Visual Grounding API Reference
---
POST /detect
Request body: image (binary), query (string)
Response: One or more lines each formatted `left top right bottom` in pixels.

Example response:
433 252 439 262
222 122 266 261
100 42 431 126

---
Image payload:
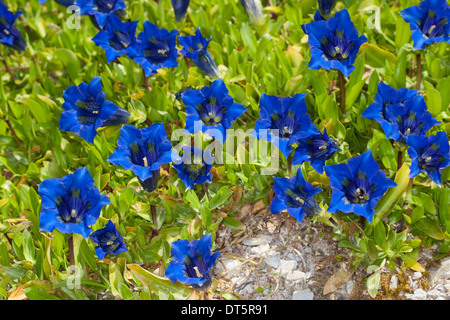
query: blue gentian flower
59 77 130 144
132 21 179 77
292 128 340 174
172 0 190 22
324 150 397 222
0 1 26 51
107 124 177 193
400 0 450 50
270 168 323 224
303 9 367 76
382 94 440 143
182 79 247 144
406 132 450 185
179 28 221 79
92 14 138 63
165 234 220 291
76 0 127 29
253 93 319 159
318 0 336 18
90 220 128 260
240 0 265 26
38 167 110 238
39 0 75 6
361 82 419 125
173 146 213 190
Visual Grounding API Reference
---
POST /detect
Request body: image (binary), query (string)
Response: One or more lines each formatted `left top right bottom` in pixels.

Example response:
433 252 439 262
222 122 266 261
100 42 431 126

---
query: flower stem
0 53 16 82
287 152 293 177
150 204 157 227
68 235 75 267
202 183 209 201
416 52 422 90
397 149 403 172
338 70 346 113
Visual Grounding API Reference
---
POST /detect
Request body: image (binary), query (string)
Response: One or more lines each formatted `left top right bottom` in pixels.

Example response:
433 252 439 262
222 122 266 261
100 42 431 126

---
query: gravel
213 208 450 300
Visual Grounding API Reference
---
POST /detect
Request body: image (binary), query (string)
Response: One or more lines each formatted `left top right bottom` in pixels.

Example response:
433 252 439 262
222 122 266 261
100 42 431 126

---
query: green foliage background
0 0 449 299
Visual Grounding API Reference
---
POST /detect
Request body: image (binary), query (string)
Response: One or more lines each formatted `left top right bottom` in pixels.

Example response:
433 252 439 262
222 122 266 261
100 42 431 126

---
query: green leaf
414 218 446 240
24 288 62 300
209 186 233 210
359 43 396 69
109 262 124 297
424 81 442 116
185 190 201 210
127 264 193 300
200 204 212 229
373 163 410 224
366 271 381 298
401 255 425 272
374 222 386 248
223 217 245 230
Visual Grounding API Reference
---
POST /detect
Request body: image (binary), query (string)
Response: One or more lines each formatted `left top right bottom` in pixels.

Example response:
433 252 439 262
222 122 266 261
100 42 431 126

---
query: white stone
413 289 428 300
413 272 422 280
427 289 442 299
251 243 271 255
390 275 398 291
280 260 298 275
264 252 281 269
215 259 241 277
292 289 314 300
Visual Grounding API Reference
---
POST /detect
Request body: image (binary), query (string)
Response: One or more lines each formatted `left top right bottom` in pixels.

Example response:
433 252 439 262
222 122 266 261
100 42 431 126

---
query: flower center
323 35 353 60
285 187 309 208
272 112 298 139
419 144 443 172
305 136 331 159
57 189 89 224
130 142 158 168
344 174 373 204
109 30 132 51
199 98 224 125
99 231 119 252
184 254 210 283
145 39 170 63
94 0 115 13
397 112 423 137
76 100 101 124
421 11 446 38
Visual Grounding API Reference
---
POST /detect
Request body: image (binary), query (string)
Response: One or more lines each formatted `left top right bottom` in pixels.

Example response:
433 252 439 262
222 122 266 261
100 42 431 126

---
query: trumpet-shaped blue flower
270 168 323 224
90 220 127 260
182 79 247 144
406 132 450 185
318 0 336 18
0 1 26 51
39 0 75 6
324 150 397 222
361 82 419 125
173 146 213 190
38 167 110 238
240 0 265 26
400 0 450 50
179 28 221 79
76 0 126 29
303 9 367 76
59 77 130 144
92 14 138 63
253 93 319 159
165 234 220 290
172 0 190 22
382 95 440 143
132 21 179 77
107 124 177 193
292 128 340 174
